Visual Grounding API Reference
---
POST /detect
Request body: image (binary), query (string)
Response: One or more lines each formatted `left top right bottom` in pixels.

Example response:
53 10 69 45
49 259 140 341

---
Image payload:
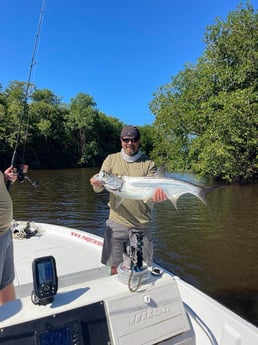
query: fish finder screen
38 321 83 345
39 326 71 345
37 261 53 284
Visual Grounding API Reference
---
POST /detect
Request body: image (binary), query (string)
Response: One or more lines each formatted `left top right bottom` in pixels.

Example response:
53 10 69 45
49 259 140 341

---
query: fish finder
31 255 58 305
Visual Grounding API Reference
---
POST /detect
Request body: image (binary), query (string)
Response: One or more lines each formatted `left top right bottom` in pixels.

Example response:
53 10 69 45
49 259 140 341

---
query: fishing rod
8 0 47 189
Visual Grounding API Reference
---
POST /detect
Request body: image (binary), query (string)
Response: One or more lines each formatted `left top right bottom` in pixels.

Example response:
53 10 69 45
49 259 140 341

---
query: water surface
10 168 258 326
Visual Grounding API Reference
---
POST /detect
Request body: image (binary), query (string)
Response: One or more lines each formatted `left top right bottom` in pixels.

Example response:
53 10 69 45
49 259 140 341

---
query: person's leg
0 282 15 305
110 266 118 275
101 219 129 274
0 230 15 305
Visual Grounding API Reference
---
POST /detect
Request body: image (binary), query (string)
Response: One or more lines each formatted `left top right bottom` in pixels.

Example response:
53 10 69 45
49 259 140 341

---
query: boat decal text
126 304 171 326
70 231 103 246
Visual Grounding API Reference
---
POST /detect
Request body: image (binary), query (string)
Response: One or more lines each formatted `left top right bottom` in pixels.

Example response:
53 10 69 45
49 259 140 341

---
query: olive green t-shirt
0 171 13 235
93 152 156 228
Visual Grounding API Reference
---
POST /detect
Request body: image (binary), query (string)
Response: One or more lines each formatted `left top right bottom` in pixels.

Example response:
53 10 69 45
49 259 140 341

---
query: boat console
1 223 257 345
0 222 196 344
0 275 195 345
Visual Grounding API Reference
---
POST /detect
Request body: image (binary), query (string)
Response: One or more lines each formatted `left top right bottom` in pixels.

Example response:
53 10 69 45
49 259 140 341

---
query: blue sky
1 0 257 126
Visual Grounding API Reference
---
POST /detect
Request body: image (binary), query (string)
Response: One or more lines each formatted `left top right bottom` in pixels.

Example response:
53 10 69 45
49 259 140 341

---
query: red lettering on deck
70 232 103 246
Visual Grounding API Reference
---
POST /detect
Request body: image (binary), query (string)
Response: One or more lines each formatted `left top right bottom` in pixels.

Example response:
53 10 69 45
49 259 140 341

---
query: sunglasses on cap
121 137 139 143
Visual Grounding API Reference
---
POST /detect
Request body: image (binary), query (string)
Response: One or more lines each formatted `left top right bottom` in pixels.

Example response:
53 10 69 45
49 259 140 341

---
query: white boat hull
0 221 257 345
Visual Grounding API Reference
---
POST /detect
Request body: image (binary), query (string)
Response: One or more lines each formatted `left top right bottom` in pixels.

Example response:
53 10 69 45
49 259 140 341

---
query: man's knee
0 283 16 305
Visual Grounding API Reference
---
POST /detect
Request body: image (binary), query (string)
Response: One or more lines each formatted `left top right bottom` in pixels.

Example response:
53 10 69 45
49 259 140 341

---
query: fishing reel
14 164 39 188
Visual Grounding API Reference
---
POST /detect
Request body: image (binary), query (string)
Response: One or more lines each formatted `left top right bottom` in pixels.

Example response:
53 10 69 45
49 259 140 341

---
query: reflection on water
10 168 258 326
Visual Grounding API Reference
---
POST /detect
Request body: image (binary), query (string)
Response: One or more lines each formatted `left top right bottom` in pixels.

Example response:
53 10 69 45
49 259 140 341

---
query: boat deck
0 222 257 345
13 222 108 298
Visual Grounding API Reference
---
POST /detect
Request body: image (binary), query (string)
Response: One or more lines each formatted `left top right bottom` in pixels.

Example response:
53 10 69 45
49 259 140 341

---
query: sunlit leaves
150 2 258 182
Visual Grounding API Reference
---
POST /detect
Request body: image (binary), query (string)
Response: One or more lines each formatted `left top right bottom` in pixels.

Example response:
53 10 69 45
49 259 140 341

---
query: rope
11 220 44 239
128 270 143 292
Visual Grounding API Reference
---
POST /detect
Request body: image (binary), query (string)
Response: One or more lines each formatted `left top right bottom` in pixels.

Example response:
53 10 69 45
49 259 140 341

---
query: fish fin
169 196 179 210
170 190 207 210
155 165 166 178
170 189 210 209
114 196 124 208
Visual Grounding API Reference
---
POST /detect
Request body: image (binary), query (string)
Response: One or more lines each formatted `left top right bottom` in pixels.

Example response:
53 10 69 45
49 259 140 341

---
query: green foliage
138 125 156 156
31 89 61 105
28 97 70 168
66 93 122 166
0 85 125 169
150 2 258 182
1 81 32 155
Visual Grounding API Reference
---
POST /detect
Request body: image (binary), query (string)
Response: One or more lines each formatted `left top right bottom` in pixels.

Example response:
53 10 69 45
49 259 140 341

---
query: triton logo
126 303 172 325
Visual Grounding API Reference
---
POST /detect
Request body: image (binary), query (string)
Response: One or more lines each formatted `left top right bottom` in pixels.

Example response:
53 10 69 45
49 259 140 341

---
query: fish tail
199 184 226 208
198 188 209 207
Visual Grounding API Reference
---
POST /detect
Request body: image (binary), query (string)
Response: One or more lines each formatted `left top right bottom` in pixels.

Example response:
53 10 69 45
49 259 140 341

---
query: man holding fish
90 125 167 275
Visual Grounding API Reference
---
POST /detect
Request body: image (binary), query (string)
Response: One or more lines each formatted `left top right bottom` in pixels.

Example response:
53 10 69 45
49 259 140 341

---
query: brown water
10 168 258 326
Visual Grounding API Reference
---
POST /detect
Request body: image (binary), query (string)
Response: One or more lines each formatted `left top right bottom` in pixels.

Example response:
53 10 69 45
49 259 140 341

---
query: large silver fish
95 168 209 209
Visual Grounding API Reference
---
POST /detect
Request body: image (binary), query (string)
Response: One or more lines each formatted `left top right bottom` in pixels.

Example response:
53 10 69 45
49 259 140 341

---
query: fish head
96 170 123 190
98 170 109 181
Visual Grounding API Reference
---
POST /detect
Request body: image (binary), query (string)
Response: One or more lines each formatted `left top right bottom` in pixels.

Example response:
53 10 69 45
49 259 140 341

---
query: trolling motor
118 230 150 292
13 164 39 188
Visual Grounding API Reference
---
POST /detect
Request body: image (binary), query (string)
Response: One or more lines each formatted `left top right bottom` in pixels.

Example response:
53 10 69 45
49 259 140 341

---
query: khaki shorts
101 219 153 268
0 230 15 290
